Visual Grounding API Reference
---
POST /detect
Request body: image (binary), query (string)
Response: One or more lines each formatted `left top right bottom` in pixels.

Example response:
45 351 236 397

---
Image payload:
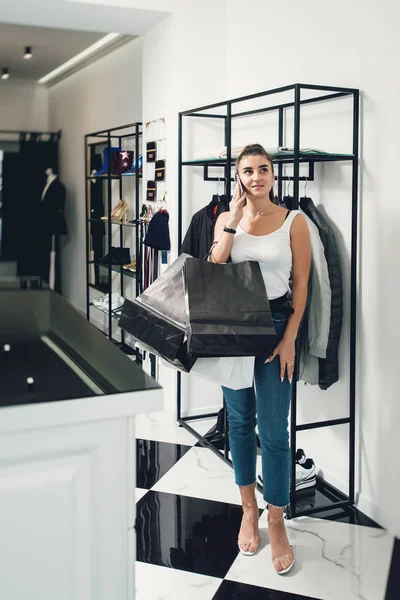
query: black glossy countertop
0 282 160 408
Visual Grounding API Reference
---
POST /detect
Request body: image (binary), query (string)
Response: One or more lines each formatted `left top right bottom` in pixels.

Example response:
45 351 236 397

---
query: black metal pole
135 123 141 299
85 134 90 321
226 104 232 197
349 90 359 505
289 84 301 518
278 107 284 201
107 132 112 339
177 113 183 420
119 137 124 335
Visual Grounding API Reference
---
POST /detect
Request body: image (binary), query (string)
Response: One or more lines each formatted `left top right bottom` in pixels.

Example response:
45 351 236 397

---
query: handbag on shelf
118 253 196 372
183 258 277 357
146 180 156 201
146 141 156 162
155 159 165 182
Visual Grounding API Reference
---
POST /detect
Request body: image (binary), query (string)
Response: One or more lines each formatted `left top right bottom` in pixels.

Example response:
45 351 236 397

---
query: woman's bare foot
267 513 294 573
238 502 260 554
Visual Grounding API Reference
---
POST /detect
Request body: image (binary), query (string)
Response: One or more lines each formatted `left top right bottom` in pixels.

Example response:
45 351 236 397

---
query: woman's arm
209 188 247 263
283 213 312 343
209 212 236 263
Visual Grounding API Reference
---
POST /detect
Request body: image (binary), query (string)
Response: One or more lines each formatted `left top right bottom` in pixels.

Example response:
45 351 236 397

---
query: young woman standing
210 143 311 574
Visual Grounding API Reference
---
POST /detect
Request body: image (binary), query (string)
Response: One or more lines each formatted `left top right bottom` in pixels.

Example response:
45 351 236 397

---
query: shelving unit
177 83 360 519
84 122 143 348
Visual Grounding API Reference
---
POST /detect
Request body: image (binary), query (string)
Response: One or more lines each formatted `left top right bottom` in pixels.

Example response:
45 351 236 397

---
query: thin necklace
246 207 271 218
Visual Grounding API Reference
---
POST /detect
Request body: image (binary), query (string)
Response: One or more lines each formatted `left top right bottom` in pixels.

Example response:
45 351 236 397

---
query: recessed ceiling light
1 68 9 80
38 33 120 84
24 46 33 60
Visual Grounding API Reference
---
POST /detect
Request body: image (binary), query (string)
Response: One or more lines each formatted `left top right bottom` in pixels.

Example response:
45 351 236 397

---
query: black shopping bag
118 254 196 372
184 258 277 357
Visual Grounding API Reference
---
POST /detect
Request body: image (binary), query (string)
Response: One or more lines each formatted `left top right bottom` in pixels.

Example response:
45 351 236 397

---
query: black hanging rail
177 83 360 519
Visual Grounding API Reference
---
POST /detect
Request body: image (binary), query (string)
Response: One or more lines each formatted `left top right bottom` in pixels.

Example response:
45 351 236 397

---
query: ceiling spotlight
1 68 9 80
24 46 32 60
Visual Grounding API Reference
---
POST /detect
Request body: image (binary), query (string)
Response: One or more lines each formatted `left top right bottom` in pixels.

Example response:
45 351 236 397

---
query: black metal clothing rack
84 122 142 349
177 83 359 519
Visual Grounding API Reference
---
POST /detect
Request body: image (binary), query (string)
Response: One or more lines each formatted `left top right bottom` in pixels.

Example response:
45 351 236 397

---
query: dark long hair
236 143 276 203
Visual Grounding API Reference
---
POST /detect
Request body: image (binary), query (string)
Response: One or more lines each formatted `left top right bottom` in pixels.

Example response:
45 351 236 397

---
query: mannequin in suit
38 168 68 293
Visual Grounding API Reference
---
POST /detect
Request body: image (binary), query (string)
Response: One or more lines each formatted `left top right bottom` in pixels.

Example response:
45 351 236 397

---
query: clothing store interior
0 1 398 599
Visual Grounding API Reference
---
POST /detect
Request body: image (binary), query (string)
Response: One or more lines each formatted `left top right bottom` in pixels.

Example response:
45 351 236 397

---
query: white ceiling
0 0 171 37
0 23 108 81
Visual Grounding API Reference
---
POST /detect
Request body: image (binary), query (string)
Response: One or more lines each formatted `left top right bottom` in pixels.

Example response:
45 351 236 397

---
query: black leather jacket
300 197 343 390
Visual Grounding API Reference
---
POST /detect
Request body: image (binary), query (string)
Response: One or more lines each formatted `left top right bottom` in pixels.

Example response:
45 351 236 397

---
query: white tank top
230 210 300 300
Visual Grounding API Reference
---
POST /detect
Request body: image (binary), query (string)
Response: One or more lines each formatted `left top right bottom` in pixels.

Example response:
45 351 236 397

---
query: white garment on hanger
300 209 331 358
41 174 57 200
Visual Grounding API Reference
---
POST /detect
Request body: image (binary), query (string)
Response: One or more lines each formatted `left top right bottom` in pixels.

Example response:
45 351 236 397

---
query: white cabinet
0 416 137 600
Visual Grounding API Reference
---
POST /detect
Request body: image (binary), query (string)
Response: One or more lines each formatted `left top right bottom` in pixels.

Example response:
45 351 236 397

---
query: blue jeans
222 310 292 507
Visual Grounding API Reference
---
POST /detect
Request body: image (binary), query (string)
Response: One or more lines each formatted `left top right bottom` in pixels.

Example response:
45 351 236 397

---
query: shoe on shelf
98 247 130 266
139 204 148 220
257 452 316 491
295 458 316 491
93 293 125 312
296 448 307 465
94 147 121 176
124 154 143 175
101 199 128 222
122 259 136 273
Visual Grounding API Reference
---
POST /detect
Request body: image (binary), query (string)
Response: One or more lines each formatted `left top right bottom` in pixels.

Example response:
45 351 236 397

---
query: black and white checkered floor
135 411 399 600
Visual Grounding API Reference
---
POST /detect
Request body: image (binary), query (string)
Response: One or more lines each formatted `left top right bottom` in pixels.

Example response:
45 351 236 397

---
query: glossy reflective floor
135 411 399 600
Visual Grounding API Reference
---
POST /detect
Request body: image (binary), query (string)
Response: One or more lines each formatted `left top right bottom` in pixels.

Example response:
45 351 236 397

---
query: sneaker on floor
296 448 307 465
295 458 316 490
257 458 316 491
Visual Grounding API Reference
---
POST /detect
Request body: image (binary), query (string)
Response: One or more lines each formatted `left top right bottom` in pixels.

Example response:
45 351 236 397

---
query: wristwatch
223 226 236 234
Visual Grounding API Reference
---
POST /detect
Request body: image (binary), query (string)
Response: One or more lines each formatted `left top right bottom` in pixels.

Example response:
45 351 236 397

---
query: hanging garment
37 177 67 293
180 195 229 259
297 209 332 385
144 210 171 251
300 197 343 390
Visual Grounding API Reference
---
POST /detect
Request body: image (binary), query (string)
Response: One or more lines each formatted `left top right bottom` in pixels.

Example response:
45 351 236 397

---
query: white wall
48 37 143 311
141 0 228 419
16 0 399 537
0 80 49 131
139 0 400 537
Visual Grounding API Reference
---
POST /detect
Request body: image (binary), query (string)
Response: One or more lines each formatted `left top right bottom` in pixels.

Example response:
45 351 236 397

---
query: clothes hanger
300 177 311 210
283 179 294 209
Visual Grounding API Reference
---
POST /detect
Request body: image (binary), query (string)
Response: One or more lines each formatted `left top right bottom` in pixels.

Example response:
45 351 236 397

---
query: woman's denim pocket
272 310 290 340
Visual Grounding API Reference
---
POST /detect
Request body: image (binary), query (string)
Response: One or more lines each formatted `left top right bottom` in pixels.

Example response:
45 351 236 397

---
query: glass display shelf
182 151 355 167
88 218 138 228
89 260 137 279
89 301 122 321
86 173 142 180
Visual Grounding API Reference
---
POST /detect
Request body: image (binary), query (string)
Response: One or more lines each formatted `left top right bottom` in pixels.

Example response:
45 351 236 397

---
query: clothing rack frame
177 83 360 519
84 122 142 351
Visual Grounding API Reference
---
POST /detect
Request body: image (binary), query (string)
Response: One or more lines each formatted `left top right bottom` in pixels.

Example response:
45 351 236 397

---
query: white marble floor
135 410 396 600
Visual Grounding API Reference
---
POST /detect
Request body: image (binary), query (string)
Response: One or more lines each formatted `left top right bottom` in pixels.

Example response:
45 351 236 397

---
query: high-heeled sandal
122 259 136 273
101 199 128 222
238 502 260 557
267 515 295 575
